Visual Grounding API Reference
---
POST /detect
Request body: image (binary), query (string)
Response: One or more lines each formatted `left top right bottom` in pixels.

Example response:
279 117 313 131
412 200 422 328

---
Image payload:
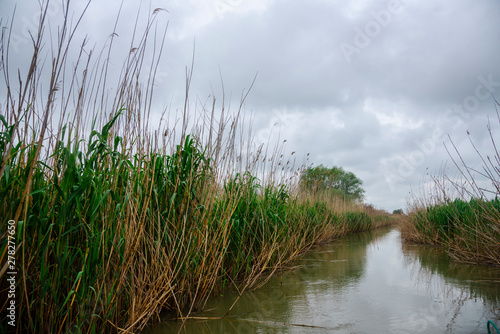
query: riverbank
143 227 500 334
400 198 500 266
0 111 394 332
400 96 500 268
0 106 395 332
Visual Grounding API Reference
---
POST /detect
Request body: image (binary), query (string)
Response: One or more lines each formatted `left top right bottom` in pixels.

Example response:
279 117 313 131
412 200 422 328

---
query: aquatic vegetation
0 3 394 333
401 101 500 267
0 109 385 332
402 197 500 265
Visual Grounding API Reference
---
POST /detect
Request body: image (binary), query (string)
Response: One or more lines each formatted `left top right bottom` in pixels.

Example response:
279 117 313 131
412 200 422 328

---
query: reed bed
401 197 500 265
401 102 500 266
0 2 390 333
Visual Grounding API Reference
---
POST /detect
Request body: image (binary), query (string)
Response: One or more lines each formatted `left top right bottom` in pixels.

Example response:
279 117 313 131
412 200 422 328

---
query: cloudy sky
2 0 500 212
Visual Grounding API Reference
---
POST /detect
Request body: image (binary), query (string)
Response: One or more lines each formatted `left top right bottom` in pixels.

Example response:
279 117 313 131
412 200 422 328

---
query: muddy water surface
145 227 500 333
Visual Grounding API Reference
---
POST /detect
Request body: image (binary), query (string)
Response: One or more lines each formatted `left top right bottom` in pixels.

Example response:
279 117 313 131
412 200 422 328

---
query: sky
1 0 500 212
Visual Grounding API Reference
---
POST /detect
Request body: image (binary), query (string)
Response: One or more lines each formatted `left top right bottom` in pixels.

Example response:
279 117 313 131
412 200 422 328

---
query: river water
145 227 500 333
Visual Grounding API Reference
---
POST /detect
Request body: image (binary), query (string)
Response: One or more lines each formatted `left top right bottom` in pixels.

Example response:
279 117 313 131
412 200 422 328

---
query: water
144 227 500 333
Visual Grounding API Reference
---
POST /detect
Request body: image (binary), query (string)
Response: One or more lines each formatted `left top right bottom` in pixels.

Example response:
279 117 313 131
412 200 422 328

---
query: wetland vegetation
0 3 394 333
400 102 500 267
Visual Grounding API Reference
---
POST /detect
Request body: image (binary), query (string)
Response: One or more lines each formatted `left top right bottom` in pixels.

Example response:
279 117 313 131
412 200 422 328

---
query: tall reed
0 2 389 333
401 102 500 266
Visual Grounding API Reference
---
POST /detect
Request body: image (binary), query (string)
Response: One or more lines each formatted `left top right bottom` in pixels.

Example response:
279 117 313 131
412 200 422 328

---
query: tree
300 165 365 202
393 209 404 215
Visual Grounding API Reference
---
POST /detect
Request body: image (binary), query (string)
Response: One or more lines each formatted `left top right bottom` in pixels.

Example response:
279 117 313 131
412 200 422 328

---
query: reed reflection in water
145 228 500 334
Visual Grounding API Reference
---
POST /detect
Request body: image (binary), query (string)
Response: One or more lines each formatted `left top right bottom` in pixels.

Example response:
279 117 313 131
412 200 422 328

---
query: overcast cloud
2 0 500 212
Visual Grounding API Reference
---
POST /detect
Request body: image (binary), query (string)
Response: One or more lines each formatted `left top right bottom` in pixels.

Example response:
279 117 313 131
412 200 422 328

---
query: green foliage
411 198 500 246
402 100 500 266
393 209 404 215
299 165 365 201
341 211 372 232
0 109 382 333
0 110 220 332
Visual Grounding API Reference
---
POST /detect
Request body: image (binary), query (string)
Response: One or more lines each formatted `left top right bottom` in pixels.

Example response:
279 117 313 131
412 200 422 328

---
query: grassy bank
400 101 500 267
0 3 393 333
400 198 500 265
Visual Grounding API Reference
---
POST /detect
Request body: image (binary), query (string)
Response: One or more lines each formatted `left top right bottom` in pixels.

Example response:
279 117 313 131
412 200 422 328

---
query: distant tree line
299 165 365 202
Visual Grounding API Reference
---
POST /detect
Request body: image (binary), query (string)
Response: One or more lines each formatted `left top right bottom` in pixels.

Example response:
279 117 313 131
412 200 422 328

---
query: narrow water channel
145 227 500 333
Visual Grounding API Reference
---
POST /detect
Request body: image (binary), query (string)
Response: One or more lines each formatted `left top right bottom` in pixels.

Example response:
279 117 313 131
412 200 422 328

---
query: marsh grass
401 197 500 265
401 102 500 266
0 2 389 333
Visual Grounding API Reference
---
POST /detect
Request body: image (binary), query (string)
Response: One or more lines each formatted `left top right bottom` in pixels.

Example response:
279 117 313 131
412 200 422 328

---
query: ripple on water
143 227 500 334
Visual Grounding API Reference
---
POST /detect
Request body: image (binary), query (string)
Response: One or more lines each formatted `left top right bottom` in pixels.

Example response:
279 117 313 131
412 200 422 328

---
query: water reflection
401 241 500 306
144 228 500 334
400 239 500 333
